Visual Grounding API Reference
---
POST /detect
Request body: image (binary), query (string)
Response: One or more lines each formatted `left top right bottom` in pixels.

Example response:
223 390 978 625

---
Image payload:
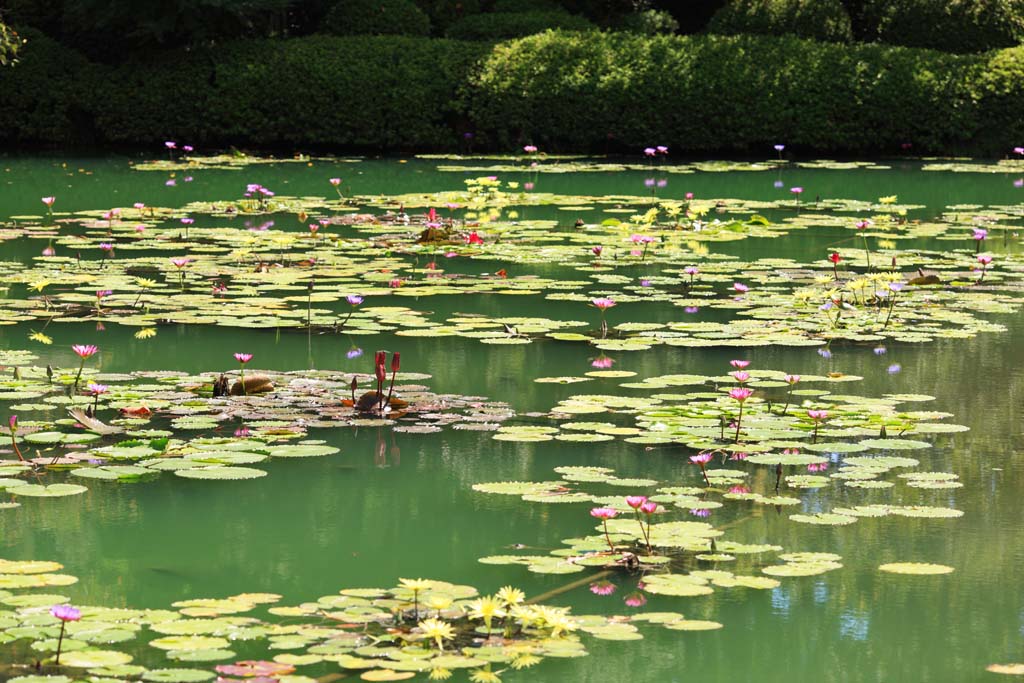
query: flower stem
602 520 614 552
54 621 66 665
734 404 744 443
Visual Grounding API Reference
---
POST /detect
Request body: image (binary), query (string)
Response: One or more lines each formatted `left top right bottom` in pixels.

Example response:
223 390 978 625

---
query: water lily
467 595 506 635
590 355 614 369
523 145 537 153
234 353 252 395
729 370 750 383
590 506 618 551
643 147 656 157
87 382 108 411
589 580 616 596
591 245 603 258
418 617 454 651
690 451 713 486
807 409 828 442
730 359 749 369
50 604 81 665
729 387 754 442
465 231 484 245
625 496 651 552
7 414 23 461
781 374 800 414
72 344 98 390
625 495 647 509
977 254 993 282
791 186 804 206
733 282 750 294
829 252 841 279
590 298 615 337
684 265 699 284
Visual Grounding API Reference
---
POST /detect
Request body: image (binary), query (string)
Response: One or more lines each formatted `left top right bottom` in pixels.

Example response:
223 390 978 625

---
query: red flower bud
391 352 401 373
375 364 386 383
374 350 386 367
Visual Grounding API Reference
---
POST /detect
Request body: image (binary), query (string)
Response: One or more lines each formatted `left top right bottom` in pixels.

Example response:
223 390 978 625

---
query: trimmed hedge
468 31 984 153
708 0 853 43
445 11 594 40
3 29 1024 154
93 36 488 148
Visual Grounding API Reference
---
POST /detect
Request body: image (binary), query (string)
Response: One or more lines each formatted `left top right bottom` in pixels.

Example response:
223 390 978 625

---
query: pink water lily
591 507 618 551
235 353 253 364
7 414 23 461
73 344 98 359
170 257 192 268
729 387 753 402
625 496 647 509
780 374 801 414
733 282 749 294
50 604 81 665
729 388 754 443
730 359 750 369
590 298 616 311
690 451 713 486
807 409 828 442
523 145 538 153
41 196 55 209
977 254 993 282
729 371 750 383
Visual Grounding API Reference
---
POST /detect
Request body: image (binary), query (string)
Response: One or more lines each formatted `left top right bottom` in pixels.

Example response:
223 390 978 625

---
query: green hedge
445 11 594 40
858 0 1024 54
708 0 852 43
93 36 487 148
3 29 1024 154
469 31 983 153
0 28 94 143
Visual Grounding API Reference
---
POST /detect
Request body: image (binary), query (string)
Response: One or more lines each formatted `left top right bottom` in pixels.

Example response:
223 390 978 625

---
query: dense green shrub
491 0 562 11
94 36 487 149
321 0 431 36
469 30 978 153
857 0 1024 53
4 29 1024 155
411 0 480 31
708 0 852 43
446 11 594 40
0 27 94 142
619 9 680 34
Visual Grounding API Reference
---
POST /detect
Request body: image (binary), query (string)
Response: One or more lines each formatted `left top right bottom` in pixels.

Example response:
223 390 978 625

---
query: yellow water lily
496 586 525 608
467 595 506 634
417 617 454 651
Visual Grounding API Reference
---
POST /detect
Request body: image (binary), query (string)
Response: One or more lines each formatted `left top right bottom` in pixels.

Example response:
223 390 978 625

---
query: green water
1 156 1023 682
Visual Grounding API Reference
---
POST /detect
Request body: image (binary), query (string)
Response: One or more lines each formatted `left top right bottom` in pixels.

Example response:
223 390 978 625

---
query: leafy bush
321 0 431 36
492 0 562 11
4 29 1024 155
708 0 852 43
619 9 680 34
446 11 594 40
0 27 94 142
94 36 487 149
469 30 978 153
858 0 1024 53
411 0 481 31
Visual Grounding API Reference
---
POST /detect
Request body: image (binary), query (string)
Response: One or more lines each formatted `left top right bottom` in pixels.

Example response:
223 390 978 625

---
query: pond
0 153 1022 682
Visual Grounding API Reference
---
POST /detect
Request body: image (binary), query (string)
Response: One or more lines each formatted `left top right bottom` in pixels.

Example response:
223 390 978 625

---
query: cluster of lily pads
0 559 727 683
0 356 514 499
2 151 1013 678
